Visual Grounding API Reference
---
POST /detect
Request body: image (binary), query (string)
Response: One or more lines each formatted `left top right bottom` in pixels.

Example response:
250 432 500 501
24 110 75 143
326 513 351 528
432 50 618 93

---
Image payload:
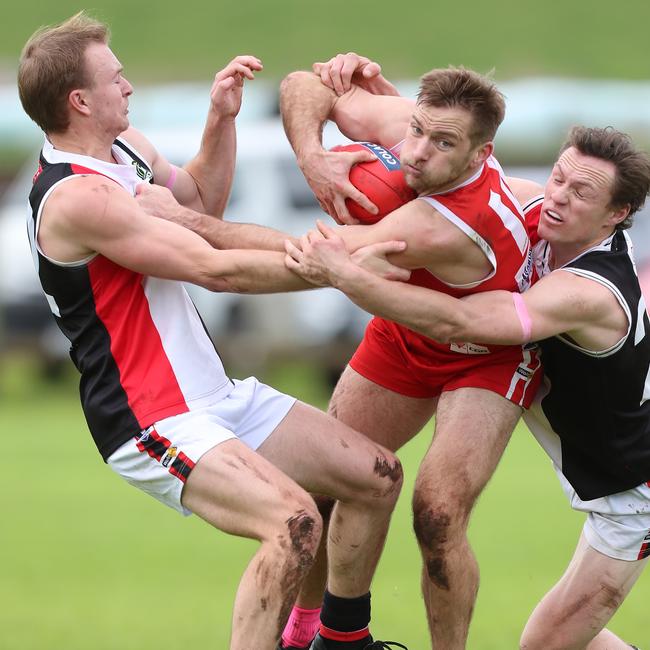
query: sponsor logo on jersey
450 341 490 355
161 445 178 468
518 249 535 292
359 142 401 171
516 365 534 379
132 160 153 182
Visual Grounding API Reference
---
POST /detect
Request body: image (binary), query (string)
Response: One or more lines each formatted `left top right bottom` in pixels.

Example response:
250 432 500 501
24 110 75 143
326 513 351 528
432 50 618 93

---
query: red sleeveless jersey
350 156 542 407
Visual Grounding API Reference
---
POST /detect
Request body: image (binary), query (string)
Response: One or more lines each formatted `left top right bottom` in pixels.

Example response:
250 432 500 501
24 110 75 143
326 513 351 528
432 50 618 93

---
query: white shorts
557 468 650 561
107 377 296 515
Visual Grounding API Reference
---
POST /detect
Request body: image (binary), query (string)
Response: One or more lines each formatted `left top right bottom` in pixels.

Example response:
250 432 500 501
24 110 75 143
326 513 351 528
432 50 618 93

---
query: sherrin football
331 142 416 224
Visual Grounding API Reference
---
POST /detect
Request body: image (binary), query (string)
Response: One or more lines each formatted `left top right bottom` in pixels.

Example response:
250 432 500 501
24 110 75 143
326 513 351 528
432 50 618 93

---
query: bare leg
271 366 435 641
520 533 647 649
181 439 323 650
258 398 405 598
412 387 522 649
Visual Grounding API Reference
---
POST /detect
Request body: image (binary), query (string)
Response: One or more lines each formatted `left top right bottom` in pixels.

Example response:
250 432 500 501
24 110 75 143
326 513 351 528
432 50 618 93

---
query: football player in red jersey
276 57 546 650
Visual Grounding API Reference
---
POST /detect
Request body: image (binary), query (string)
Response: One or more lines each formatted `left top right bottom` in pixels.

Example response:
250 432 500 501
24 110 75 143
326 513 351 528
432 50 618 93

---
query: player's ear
472 141 493 167
69 88 91 116
609 203 630 228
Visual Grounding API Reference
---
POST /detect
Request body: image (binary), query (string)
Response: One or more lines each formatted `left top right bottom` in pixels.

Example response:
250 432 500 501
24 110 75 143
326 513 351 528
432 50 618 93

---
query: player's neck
48 126 118 164
549 231 616 269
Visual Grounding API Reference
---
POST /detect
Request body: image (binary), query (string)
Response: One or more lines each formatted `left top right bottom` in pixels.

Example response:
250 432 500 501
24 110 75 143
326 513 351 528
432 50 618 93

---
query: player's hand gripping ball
331 142 416 224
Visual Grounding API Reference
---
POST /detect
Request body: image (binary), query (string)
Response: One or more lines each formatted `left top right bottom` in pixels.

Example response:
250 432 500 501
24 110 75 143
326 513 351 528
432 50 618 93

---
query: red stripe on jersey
637 541 650 560
88 255 189 427
70 164 114 182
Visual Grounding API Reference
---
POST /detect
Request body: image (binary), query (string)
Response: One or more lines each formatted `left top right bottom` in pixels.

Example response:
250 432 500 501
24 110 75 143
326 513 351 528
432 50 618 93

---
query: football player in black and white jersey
17 13 409 650
286 126 650 650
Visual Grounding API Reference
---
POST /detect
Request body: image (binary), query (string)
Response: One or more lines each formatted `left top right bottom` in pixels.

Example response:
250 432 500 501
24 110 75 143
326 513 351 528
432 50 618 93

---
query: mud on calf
276 509 323 634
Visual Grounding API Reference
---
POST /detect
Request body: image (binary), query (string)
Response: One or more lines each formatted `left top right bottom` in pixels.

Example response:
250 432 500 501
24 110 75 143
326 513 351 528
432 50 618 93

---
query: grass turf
1 356 647 648
1 1 650 82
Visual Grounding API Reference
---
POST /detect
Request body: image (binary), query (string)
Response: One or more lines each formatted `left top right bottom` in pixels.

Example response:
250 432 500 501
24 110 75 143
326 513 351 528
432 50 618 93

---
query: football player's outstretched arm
133 183 295 252
123 55 263 219
286 222 628 348
40 176 312 294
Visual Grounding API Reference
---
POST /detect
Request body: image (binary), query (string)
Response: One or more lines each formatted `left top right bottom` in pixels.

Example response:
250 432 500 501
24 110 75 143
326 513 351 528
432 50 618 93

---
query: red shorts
350 318 542 409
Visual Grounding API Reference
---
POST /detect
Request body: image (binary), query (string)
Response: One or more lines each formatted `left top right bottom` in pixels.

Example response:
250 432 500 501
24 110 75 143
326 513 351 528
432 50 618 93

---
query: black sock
319 590 371 648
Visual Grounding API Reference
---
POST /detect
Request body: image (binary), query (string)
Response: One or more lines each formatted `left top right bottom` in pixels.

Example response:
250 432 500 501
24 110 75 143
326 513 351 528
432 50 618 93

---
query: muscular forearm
205 249 313 293
280 71 338 165
184 114 236 218
169 205 295 251
330 261 523 345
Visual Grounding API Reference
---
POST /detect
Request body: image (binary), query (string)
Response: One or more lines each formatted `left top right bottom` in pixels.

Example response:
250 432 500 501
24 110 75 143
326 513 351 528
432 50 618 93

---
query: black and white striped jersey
524 230 650 500
28 138 233 461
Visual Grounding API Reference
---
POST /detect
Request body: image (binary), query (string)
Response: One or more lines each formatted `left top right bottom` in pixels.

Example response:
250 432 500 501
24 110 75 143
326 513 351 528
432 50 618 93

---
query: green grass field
1 356 648 649
1 0 650 82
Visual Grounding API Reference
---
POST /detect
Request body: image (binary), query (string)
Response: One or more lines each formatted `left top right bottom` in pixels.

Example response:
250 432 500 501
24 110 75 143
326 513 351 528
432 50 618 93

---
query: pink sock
281 606 321 648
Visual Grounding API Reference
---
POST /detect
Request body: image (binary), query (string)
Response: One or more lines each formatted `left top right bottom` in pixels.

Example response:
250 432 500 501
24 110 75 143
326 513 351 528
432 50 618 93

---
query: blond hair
18 12 109 133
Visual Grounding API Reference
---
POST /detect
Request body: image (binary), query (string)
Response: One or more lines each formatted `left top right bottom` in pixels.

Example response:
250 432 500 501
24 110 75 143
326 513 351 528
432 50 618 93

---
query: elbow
195 263 242 294
202 274 247 294
280 70 316 98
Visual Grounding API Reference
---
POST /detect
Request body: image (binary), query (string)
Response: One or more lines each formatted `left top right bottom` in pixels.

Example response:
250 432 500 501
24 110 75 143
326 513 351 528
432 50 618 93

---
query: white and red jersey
373 155 534 358
414 155 533 297
28 138 233 460
350 154 542 407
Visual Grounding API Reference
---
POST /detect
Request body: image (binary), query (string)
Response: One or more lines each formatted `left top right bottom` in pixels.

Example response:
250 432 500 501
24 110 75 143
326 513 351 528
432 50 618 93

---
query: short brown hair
18 12 109 134
561 126 650 230
417 67 506 145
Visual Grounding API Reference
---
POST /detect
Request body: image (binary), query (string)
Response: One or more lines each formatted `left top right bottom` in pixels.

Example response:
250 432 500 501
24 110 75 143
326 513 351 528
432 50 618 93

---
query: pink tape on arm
512 292 533 343
164 165 177 190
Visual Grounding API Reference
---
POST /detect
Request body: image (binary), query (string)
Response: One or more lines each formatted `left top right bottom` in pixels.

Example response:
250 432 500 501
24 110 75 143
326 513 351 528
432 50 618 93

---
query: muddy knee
283 506 323 566
412 490 458 590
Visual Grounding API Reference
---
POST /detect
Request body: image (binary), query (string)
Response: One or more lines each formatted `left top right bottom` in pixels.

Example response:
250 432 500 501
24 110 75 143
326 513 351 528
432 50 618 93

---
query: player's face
539 147 627 257
399 104 488 195
81 42 133 136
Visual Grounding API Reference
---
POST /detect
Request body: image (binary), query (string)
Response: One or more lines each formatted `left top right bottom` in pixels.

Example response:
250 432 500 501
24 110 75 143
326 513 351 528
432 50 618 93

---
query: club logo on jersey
161 446 178 468
359 142 401 171
132 160 153 182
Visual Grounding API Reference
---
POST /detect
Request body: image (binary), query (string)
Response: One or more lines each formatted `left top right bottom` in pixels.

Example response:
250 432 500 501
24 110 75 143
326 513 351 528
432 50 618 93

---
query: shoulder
119 127 159 166
505 175 544 206
46 174 131 224
535 268 622 317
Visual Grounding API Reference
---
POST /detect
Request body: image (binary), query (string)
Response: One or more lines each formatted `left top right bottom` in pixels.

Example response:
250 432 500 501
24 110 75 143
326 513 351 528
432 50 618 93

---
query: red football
331 142 416 224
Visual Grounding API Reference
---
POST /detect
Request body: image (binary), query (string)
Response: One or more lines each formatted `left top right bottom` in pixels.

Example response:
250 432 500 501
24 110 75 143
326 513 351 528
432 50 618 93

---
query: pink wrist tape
512 292 532 342
165 165 177 190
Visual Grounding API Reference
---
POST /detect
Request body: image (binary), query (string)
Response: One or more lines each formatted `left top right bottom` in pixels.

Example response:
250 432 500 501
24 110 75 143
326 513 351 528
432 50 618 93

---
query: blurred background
1 2 649 648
